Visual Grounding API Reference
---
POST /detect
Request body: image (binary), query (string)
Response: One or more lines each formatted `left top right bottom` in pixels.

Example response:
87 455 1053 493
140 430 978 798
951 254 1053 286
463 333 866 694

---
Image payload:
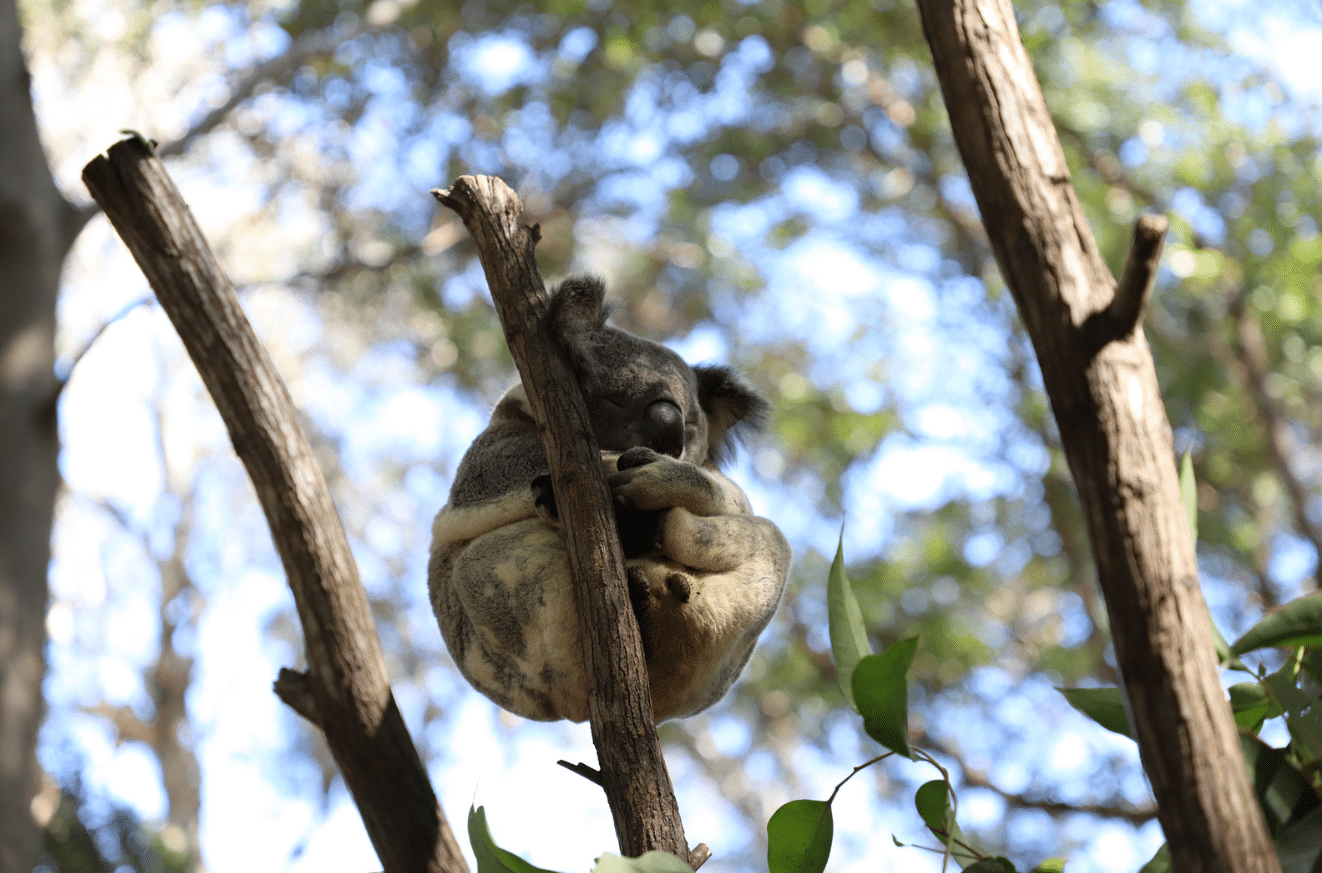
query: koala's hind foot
627 565 692 616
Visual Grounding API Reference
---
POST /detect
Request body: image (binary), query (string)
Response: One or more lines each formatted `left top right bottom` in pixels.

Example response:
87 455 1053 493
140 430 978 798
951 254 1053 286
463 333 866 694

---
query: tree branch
917 730 1158 826
82 136 466 873
1228 289 1322 574
432 176 695 864
913 2 1279 871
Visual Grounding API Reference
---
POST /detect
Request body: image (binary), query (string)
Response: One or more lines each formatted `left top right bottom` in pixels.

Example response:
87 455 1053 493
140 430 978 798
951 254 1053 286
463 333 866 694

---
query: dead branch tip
1110 212 1169 337
556 759 604 786
273 668 321 725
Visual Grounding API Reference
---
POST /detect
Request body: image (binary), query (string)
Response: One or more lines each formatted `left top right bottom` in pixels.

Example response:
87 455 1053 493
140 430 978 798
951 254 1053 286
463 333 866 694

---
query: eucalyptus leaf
767 799 833 873
1275 804 1322 873
1228 681 1279 731
1058 686 1132 738
827 535 870 712
1238 733 1321 835
1179 450 1242 668
594 853 694 873
1138 844 1171 873
1179 448 1197 544
964 859 1016 873
1232 593 1322 655
913 780 979 868
469 806 563 873
853 638 918 758
1262 665 1322 765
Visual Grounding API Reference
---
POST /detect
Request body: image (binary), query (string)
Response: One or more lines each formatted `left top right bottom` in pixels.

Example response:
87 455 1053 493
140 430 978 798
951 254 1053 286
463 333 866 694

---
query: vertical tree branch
432 176 695 864
0 0 75 865
82 136 466 873
914 2 1279 871
1229 290 1322 574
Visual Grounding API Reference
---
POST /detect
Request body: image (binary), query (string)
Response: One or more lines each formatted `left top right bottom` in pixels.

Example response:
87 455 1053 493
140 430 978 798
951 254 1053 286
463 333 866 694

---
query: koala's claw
617 446 663 470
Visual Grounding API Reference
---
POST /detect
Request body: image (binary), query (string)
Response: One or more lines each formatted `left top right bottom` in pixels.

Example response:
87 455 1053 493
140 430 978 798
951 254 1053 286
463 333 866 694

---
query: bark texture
433 176 694 864
914 2 1278 871
0 0 81 867
83 137 467 873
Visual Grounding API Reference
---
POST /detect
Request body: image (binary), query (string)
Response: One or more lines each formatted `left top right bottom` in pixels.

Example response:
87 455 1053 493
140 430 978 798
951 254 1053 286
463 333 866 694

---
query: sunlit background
16 0 1322 870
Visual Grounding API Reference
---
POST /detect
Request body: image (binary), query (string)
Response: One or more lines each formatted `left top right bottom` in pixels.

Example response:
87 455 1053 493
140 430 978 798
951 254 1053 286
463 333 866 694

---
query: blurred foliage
37 776 193 873
20 0 1322 868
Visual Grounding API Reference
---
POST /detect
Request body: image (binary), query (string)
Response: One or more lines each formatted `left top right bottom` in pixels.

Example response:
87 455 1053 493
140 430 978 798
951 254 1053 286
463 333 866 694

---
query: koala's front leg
609 447 750 517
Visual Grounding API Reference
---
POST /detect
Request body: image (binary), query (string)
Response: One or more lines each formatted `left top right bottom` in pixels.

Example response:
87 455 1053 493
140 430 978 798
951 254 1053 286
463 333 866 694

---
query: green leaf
1179 451 1242 669
1031 861 1066 873
1058 686 1132 738
1232 593 1322 655
914 780 951 835
853 638 919 758
1208 614 1244 671
1138 844 1171 873
964 859 1016 873
1179 448 1197 544
767 799 833 873
1276 805 1322 873
913 781 979 868
593 853 694 873
1228 681 1280 731
1262 664 1322 765
468 806 563 873
827 534 870 712
1239 733 1321 836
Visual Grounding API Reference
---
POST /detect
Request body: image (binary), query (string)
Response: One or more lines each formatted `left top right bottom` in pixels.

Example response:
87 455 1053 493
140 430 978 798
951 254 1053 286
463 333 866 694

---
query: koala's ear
492 383 534 423
546 275 613 369
694 364 769 465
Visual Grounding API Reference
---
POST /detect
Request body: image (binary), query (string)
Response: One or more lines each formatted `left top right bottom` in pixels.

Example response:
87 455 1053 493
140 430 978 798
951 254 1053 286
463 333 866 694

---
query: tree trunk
0 0 81 868
913 1 1280 871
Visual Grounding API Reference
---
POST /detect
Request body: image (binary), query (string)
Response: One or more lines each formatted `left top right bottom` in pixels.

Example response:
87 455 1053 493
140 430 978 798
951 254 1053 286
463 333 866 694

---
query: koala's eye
645 399 685 457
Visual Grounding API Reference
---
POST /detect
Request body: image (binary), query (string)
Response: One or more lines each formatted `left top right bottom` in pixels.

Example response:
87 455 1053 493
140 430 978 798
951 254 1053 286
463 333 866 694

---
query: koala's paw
610 447 678 510
531 474 559 526
611 448 723 517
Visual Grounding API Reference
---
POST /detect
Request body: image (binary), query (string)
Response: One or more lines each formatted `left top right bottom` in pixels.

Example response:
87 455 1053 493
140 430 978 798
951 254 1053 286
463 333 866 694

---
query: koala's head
546 275 766 466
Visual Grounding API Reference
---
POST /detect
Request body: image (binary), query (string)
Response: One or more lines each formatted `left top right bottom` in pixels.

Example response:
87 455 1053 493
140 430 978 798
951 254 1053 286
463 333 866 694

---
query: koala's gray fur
428 276 791 722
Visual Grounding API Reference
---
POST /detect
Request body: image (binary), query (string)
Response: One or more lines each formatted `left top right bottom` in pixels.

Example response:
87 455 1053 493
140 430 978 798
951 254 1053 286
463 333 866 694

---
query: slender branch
82 136 466 873
433 175 694 864
1229 290 1322 575
157 21 370 160
918 731 1158 826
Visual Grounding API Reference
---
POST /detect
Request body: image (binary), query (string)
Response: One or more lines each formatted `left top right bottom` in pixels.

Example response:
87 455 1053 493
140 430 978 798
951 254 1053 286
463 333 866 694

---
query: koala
428 276 791 722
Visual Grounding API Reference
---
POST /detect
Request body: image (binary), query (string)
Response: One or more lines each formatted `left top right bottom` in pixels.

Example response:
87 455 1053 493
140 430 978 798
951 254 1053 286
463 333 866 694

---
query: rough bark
0 0 82 867
433 176 696 865
913 2 1279 871
82 137 467 873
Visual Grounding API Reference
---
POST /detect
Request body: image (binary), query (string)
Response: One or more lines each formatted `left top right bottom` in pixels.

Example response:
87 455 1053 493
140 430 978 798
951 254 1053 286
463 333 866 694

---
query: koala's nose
644 400 685 457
